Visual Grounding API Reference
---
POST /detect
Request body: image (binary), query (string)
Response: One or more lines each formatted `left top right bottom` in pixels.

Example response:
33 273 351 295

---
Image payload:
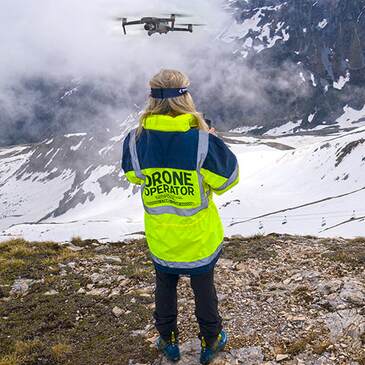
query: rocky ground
0 234 364 365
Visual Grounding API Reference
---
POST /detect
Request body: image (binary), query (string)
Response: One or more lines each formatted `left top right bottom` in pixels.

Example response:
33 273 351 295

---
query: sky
0 0 231 85
0 0 241 145
0 0 306 146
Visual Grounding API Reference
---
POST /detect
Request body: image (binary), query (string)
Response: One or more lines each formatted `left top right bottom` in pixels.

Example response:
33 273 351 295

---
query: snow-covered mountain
220 0 365 132
1 0 365 241
1 109 364 242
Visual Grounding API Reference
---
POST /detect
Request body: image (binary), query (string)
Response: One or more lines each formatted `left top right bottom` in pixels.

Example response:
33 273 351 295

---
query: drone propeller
162 13 192 18
176 23 206 26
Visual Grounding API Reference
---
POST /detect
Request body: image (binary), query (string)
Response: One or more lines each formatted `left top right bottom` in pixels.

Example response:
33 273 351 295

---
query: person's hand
209 127 217 136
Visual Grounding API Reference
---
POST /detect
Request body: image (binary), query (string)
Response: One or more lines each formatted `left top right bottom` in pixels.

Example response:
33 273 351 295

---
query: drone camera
144 23 155 31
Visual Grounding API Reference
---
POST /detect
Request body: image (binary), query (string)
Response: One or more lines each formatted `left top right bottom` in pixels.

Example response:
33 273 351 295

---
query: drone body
115 14 203 36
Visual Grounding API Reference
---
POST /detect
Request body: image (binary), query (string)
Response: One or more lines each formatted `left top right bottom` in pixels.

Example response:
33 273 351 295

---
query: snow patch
333 72 350 90
264 120 302 136
70 139 84 151
318 19 328 29
64 133 87 138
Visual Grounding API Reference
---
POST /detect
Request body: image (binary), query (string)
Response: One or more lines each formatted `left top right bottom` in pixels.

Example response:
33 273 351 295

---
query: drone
114 14 205 36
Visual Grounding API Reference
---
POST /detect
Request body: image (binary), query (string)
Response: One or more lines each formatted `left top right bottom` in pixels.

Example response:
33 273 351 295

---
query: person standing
121 69 239 364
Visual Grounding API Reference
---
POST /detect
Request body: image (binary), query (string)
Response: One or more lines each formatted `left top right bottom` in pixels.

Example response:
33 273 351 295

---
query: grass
0 237 157 365
321 237 365 267
281 328 331 356
292 285 314 304
223 233 278 262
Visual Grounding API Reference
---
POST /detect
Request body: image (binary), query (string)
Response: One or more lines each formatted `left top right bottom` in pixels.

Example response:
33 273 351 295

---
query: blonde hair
137 69 209 135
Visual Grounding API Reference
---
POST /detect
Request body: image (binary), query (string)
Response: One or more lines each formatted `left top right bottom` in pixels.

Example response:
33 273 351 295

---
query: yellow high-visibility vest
121 113 239 274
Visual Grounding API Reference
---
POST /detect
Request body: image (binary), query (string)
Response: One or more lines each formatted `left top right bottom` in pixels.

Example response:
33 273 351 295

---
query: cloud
0 0 307 145
0 0 230 82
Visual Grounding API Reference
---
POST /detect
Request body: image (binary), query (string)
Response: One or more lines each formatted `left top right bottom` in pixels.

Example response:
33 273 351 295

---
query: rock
286 315 306 322
95 245 109 252
134 287 153 296
290 273 303 282
318 279 343 296
265 283 287 291
339 279 365 306
90 273 105 283
86 288 110 297
131 329 146 337
77 288 86 294
120 279 131 287
112 306 124 318
10 279 34 296
323 308 365 341
317 278 365 310
67 244 83 252
313 354 337 365
44 289 58 296
235 262 246 272
230 346 264 364
275 354 289 361
103 255 122 264
67 262 76 269
109 288 121 297
218 258 234 269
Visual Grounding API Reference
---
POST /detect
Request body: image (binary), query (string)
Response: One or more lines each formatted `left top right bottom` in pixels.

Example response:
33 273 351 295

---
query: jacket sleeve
121 132 144 185
200 134 239 195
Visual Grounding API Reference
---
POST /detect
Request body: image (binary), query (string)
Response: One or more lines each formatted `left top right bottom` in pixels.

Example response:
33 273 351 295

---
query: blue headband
150 88 188 99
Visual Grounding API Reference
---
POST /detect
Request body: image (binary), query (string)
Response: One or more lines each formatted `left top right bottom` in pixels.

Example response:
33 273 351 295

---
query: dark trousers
153 268 223 346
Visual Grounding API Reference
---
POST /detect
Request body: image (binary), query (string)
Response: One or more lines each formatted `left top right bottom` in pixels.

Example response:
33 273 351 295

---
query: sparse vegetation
321 237 365 267
0 234 364 364
223 233 278 261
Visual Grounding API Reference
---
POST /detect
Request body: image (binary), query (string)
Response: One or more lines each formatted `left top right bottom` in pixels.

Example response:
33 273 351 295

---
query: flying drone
114 13 205 36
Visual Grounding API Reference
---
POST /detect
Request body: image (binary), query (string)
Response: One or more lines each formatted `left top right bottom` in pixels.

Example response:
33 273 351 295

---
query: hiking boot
199 330 227 365
156 331 180 362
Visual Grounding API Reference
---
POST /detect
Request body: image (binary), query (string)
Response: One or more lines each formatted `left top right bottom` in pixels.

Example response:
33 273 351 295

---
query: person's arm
121 132 144 185
200 134 239 195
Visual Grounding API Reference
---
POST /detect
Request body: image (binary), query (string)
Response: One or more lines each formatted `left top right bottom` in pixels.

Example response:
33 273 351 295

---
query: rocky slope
1 234 364 364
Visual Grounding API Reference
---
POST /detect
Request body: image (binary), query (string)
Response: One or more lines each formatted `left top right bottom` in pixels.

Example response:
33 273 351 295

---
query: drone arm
124 20 143 25
172 27 192 32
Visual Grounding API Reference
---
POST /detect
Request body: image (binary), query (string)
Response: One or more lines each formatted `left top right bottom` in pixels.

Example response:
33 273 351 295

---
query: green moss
223 235 278 262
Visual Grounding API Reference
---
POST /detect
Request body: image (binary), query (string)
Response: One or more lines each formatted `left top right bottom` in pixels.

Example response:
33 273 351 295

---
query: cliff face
223 0 365 132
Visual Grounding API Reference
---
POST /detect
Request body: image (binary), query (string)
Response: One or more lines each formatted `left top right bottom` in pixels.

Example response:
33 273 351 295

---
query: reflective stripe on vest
150 241 223 269
129 128 210 217
129 128 145 180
